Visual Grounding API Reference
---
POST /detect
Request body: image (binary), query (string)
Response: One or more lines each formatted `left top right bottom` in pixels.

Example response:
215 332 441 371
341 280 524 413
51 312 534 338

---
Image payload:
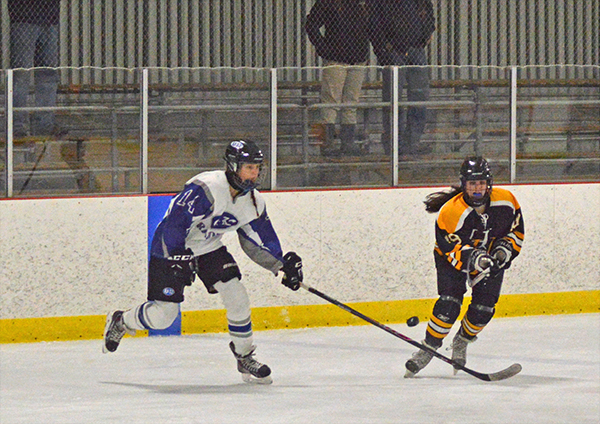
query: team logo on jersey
212 212 238 229
163 287 175 296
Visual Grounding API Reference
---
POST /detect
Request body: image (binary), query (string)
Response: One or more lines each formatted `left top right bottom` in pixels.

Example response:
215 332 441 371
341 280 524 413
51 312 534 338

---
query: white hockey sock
123 300 179 331
214 279 254 355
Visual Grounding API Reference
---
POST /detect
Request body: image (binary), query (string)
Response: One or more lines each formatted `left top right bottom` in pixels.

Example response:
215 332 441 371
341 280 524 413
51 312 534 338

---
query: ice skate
404 341 438 378
229 342 272 384
451 332 476 375
102 310 135 353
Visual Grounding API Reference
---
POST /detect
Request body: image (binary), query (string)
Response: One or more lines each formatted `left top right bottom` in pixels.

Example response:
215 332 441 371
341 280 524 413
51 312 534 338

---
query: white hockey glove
470 249 495 273
468 249 495 287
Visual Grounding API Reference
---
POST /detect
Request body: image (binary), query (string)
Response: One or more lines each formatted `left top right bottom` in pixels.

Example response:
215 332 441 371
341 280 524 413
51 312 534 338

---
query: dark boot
340 124 362 156
321 124 340 157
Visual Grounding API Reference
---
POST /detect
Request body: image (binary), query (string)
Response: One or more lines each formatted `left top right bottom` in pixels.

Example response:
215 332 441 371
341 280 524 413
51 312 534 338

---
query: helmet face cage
459 156 493 207
224 140 264 194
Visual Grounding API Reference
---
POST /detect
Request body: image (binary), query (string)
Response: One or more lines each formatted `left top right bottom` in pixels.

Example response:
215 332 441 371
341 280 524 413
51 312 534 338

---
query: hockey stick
19 140 48 194
300 282 522 382
468 267 490 288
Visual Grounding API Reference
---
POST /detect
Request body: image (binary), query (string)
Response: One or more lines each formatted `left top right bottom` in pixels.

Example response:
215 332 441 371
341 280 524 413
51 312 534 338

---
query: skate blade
404 369 416 379
452 361 465 376
241 373 273 385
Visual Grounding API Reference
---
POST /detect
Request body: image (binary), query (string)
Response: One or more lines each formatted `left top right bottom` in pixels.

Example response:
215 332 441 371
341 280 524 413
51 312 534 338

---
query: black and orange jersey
434 187 524 272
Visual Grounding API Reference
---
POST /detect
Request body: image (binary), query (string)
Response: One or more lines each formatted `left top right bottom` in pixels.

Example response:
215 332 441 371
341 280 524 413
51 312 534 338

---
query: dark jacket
305 0 370 65
8 0 61 26
367 0 435 62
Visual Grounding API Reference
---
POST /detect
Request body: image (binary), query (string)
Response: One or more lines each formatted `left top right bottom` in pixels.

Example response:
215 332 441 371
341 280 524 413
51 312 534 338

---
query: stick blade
486 363 522 381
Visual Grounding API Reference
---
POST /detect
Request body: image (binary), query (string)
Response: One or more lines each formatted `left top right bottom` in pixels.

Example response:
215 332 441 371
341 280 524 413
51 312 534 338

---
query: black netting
1 0 598 70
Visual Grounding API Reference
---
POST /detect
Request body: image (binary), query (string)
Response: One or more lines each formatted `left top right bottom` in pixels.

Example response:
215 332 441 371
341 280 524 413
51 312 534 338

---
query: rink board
2 184 599 344
1 290 598 344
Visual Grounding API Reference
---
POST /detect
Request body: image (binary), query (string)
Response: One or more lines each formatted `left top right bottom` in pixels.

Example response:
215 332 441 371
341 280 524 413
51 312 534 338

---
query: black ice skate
229 342 272 384
404 340 438 378
102 310 135 353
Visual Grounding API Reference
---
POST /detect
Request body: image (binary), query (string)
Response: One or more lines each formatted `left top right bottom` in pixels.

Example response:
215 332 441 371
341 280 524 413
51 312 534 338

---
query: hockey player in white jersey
103 140 303 384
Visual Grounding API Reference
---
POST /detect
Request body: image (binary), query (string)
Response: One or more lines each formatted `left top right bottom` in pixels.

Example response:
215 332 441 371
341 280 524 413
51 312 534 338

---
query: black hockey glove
167 249 195 286
490 238 513 273
281 251 303 291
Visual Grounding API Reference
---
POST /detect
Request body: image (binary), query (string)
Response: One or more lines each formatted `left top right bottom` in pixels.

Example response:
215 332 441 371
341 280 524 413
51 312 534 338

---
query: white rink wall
1 184 599 319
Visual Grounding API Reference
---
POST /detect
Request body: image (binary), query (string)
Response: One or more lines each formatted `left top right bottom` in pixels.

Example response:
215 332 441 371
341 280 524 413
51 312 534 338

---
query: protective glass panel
8 68 141 197
147 67 272 193
276 66 393 189
0 69 5 195
515 66 600 183
407 67 513 187
1 65 599 197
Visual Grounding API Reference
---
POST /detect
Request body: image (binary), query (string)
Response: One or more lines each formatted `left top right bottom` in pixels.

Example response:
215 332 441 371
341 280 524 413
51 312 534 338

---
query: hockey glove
167 249 195 286
469 249 495 273
490 238 513 273
281 251 303 291
468 249 496 286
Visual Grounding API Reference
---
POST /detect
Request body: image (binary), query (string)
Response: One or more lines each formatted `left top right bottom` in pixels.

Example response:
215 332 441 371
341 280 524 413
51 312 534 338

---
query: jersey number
510 211 522 232
445 233 462 244
176 189 199 214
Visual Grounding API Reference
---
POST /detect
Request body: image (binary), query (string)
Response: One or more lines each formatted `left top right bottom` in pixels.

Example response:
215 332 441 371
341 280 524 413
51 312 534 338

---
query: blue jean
380 48 430 155
10 22 59 135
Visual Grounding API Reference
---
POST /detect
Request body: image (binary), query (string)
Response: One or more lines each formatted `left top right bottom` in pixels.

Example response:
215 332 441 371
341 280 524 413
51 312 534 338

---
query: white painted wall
1 184 598 319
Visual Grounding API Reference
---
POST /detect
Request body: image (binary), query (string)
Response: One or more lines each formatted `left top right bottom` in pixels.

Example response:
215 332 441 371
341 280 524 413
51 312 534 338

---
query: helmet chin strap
465 190 489 207
225 168 259 196
238 179 256 195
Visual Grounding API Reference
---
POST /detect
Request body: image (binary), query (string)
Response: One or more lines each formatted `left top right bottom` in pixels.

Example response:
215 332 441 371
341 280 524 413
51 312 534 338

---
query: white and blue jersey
150 170 284 274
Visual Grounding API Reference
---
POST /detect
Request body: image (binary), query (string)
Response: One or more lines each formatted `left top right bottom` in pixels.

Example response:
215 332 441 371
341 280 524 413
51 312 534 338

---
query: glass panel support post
270 68 278 190
509 66 518 183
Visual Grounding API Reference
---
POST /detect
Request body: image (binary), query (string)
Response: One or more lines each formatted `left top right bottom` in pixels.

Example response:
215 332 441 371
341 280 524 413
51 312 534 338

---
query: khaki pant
320 60 367 125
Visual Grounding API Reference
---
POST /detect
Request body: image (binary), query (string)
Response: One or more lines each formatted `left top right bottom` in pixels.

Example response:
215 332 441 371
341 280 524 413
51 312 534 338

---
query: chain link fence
1 0 599 83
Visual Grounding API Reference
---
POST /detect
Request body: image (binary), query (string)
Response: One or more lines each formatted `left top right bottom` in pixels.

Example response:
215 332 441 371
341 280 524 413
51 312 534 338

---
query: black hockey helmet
459 156 493 207
224 140 264 194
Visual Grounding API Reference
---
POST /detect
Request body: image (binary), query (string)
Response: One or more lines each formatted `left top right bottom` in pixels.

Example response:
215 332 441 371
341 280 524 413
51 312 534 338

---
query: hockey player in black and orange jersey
405 156 524 377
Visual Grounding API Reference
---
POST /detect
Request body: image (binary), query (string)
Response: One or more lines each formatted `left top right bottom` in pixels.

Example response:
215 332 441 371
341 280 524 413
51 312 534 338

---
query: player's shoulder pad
189 169 225 186
437 193 470 233
489 187 520 210
176 172 221 216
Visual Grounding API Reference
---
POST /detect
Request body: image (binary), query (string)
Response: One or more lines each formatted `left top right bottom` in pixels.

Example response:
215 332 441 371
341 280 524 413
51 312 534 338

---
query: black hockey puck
407 316 420 327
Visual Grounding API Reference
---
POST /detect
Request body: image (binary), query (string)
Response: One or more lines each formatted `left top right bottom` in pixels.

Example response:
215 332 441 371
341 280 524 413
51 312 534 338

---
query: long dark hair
424 186 462 213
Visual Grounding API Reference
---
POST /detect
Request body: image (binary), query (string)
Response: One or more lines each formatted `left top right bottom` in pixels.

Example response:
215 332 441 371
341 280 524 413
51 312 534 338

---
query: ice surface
1 314 599 424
